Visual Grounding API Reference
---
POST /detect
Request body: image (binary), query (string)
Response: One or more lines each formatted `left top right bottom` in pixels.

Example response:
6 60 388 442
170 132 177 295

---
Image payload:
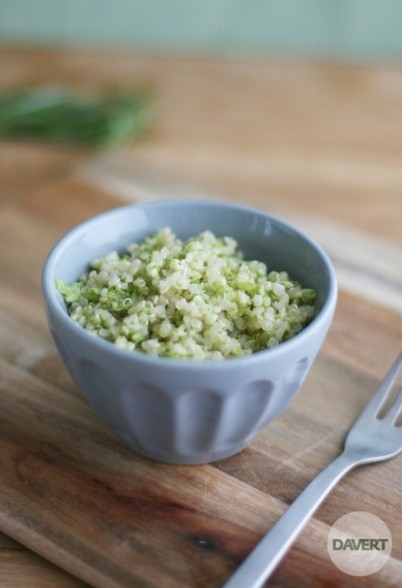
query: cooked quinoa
57 228 316 360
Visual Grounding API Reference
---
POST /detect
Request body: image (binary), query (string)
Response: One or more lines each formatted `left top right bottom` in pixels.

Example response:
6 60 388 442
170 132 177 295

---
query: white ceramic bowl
42 199 337 464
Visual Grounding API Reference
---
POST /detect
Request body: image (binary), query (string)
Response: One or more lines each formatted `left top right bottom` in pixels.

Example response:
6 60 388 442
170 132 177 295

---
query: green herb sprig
0 87 151 148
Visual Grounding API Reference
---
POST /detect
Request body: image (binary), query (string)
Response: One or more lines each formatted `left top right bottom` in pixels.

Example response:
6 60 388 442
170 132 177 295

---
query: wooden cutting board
1 173 402 588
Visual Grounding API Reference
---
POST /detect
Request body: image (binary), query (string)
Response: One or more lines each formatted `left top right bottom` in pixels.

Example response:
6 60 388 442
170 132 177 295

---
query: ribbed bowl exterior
47 302 334 464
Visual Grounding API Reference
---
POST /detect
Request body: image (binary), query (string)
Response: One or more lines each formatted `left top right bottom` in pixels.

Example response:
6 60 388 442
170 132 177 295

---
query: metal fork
223 353 402 588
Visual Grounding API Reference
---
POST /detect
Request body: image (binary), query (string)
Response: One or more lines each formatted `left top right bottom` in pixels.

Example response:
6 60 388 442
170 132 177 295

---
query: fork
223 353 402 588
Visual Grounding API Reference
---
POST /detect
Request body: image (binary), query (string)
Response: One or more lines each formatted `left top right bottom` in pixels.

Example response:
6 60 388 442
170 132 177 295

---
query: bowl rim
42 198 337 369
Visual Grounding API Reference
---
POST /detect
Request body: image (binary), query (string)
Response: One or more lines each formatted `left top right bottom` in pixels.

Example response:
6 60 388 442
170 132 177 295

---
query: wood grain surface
0 47 401 587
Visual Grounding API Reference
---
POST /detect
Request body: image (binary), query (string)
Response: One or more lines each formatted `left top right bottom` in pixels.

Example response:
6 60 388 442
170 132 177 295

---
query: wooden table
0 47 401 587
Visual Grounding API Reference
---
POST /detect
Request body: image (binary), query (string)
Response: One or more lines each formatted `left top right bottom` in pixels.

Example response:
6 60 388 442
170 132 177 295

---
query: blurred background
1 0 402 62
1 0 401 266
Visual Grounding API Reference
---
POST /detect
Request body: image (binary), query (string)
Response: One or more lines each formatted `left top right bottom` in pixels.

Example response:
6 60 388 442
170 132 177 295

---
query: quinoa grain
57 228 316 360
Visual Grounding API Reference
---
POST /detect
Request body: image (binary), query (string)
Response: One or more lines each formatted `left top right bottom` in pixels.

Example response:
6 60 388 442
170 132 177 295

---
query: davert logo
332 538 388 551
327 512 392 576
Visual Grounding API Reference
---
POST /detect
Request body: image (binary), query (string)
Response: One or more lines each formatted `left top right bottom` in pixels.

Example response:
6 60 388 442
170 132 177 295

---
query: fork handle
223 452 356 588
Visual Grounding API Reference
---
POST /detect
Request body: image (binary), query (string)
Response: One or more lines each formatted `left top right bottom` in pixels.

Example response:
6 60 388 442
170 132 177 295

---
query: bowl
42 199 337 464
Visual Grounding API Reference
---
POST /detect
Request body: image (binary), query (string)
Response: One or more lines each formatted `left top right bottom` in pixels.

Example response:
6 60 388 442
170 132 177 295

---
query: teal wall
1 0 402 62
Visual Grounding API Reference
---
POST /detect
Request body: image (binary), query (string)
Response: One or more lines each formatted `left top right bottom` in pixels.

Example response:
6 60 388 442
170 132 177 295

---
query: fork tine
382 387 402 424
359 353 402 419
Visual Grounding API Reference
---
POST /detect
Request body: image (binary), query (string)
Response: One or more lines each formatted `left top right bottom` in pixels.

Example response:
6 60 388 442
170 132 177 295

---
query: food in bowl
57 227 316 360
43 200 337 463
